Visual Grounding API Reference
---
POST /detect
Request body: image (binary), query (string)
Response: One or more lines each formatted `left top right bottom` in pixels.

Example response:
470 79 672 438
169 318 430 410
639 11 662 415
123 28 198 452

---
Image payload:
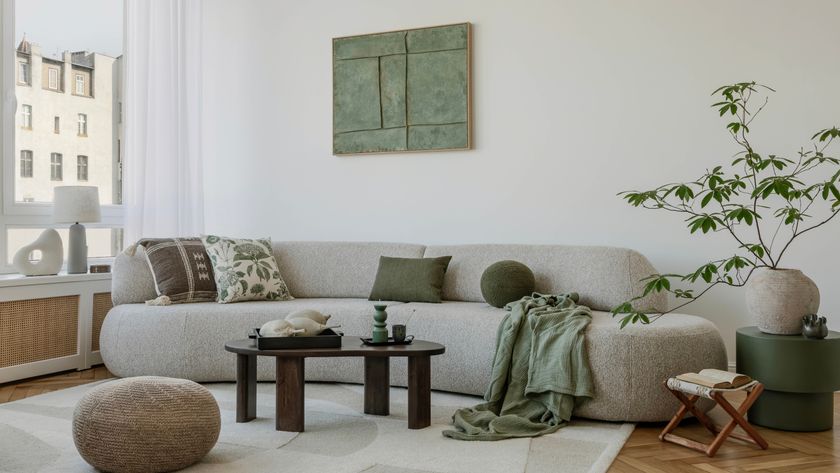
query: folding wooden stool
659 378 768 457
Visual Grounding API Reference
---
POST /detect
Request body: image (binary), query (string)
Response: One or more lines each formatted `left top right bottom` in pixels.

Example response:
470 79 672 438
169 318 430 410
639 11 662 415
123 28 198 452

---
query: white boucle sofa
100 241 727 422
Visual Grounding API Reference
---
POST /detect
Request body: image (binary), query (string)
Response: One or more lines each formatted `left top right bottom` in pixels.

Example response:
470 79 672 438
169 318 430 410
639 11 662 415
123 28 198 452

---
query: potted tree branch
613 82 839 334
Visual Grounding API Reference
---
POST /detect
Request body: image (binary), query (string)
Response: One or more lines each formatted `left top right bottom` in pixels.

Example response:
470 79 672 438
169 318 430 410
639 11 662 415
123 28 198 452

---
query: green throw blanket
443 293 594 441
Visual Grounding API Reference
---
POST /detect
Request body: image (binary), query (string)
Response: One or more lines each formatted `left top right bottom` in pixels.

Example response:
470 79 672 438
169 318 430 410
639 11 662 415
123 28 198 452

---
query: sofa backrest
424 244 667 312
111 240 665 312
272 241 425 298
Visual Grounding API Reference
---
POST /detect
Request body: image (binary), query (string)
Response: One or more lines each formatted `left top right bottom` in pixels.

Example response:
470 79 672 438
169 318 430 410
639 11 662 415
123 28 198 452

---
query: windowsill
77 134 87 138
0 271 111 288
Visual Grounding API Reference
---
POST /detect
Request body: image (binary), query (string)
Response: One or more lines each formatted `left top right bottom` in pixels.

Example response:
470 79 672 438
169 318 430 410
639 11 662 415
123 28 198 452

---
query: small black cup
392 324 407 342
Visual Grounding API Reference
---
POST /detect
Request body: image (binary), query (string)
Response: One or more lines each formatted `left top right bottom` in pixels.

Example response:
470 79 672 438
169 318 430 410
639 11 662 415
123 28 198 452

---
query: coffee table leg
236 354 256 422
364 357 390 415
408 355 431 429
276 357 305 432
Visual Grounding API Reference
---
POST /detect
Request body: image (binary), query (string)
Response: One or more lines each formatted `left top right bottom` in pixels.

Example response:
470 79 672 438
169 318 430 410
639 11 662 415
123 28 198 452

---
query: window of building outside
18 61 28 84
20 150 33 178
77 155 88 181
20 103 31 128
50 153 62 180
47 67 58 90
3 0 125 272
77 113 86 136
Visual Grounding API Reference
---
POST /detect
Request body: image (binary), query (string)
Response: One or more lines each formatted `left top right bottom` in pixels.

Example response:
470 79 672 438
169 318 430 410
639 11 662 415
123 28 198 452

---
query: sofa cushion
369 256 452 303
272 241 426 299
423 244 667 312
202 235 293 303
139 238 217 304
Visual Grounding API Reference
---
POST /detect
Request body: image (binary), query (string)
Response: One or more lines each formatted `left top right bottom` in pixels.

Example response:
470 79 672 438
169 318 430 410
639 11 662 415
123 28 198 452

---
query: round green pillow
480 260 536 308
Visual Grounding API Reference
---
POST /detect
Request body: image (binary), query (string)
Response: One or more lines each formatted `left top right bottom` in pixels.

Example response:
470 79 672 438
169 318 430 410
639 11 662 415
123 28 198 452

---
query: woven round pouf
73 376 220 473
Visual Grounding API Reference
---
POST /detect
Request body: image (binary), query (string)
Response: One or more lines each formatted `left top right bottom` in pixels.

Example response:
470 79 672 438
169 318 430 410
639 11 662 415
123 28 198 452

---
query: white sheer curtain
123 0 204 244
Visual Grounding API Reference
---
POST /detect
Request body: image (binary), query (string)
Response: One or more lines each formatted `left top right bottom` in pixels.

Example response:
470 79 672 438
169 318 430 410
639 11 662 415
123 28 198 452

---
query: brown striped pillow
139 238 217 304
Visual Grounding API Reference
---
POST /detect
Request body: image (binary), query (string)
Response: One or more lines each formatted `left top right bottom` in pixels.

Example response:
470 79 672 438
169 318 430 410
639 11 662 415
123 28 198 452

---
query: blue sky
15 0 123 58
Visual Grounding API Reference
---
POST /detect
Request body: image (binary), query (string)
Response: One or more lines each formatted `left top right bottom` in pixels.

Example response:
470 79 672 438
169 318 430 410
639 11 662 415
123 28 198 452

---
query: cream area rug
0 381 634 473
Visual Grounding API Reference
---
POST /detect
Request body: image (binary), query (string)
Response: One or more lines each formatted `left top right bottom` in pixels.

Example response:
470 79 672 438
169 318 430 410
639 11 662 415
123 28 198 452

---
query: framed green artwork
332 23 472 155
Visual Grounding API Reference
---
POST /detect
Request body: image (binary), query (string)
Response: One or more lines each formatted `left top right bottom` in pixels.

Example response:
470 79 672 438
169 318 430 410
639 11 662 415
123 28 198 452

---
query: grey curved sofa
101 241 727 422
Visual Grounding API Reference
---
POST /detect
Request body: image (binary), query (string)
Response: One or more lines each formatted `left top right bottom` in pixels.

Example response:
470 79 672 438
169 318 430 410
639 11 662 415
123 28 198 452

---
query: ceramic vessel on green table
736 326 840 431
745 268 820 334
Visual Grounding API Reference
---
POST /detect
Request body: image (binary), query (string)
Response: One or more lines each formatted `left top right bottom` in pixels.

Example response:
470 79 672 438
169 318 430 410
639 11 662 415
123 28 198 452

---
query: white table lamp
53 186 101 274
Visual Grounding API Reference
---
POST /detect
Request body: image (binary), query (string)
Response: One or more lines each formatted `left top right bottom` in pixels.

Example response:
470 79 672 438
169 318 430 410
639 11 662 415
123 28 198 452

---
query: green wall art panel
333 23 472 155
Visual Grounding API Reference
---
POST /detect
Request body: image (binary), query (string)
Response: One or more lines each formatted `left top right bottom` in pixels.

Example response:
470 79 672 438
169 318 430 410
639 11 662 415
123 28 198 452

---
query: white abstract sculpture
13 229 64 276
259 319 304 338
285 309 332 325
286 317 341 337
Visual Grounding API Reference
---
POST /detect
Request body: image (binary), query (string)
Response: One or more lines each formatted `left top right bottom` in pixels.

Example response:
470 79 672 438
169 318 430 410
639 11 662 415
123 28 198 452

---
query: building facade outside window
77 155 88 181
48 67 58 90
4 3 125 272
77 113 87 136
50 153 63 181
20 150 33 178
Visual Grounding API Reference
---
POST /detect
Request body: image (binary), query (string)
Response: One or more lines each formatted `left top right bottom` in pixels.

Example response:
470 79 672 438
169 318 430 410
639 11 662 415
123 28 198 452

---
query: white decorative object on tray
259 319 304 338
12 228 64 276
285 309 331 325
287 317 340 337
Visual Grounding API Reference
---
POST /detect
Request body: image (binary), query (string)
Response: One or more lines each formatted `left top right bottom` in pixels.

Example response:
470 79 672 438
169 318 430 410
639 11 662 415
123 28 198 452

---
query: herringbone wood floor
1 367 837 472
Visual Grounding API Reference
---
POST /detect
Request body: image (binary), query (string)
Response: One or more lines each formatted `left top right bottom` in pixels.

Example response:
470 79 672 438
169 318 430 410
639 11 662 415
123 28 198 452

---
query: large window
50 153 62 181
19 150 32 177
2 0 125 272
77 155 88 181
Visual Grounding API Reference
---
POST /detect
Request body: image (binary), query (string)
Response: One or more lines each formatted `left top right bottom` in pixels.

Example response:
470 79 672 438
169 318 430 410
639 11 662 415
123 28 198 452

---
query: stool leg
712 387 769 450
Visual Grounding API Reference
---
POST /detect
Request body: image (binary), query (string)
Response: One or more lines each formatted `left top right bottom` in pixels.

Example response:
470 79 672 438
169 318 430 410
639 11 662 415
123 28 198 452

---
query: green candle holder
372 304 389 343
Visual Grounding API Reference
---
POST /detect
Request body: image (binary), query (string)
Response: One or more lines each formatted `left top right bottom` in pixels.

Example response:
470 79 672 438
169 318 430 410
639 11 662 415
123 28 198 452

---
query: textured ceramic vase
746 268 820 335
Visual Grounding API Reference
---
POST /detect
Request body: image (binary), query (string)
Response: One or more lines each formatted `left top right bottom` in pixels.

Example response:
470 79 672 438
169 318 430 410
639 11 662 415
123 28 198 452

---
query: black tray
250 328 343 350
360 335 415 346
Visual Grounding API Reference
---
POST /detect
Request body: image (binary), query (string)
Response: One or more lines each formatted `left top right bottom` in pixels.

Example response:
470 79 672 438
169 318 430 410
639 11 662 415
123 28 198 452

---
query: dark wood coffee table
224 337 445 432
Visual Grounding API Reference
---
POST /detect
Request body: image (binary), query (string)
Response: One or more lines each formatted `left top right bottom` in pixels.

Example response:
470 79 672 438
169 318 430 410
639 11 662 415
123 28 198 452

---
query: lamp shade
53 186 101 223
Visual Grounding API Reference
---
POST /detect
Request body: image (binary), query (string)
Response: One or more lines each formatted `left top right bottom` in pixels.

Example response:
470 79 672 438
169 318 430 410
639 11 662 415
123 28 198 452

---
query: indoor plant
613 82 839 334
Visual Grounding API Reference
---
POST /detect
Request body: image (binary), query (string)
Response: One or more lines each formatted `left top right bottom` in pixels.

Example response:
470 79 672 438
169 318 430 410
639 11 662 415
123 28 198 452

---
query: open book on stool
676 369 752 389
660 370 768 457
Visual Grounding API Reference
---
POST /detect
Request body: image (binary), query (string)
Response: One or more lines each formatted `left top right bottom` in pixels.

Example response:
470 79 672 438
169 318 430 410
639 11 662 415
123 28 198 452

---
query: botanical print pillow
200 235 293 303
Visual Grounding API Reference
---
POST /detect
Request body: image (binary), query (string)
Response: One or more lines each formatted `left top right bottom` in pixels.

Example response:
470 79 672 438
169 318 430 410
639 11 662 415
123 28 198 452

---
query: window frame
19 149 31 177
20 103 30 128
53 115 59 133
17 60 27 85
47 66 58 90
50 152 62 181
0 1 124 273
77 112 87 136
76 154 88 181
75 73 84 95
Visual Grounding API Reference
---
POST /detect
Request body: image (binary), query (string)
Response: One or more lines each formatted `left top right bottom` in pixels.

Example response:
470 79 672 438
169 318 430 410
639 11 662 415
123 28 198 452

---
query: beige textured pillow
201 235 293 303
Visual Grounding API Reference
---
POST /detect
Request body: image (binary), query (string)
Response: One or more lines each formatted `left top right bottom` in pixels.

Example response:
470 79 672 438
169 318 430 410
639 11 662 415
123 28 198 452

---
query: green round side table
736 326 840 431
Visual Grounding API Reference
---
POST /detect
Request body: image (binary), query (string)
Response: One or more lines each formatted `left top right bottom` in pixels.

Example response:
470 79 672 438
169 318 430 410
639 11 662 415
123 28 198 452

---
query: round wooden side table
736 326 840 431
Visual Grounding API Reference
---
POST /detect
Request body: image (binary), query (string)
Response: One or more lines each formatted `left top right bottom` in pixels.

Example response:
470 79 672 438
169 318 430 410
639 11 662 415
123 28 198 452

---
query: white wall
201 0 840 361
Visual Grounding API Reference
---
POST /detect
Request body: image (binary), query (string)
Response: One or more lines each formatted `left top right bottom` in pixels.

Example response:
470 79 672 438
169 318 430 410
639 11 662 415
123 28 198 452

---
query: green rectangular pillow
369 256 452 303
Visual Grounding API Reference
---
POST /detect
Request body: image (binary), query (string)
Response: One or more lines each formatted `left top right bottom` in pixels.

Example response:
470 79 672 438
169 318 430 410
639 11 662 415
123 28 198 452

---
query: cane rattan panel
91 293 112 352
0 295 79 368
